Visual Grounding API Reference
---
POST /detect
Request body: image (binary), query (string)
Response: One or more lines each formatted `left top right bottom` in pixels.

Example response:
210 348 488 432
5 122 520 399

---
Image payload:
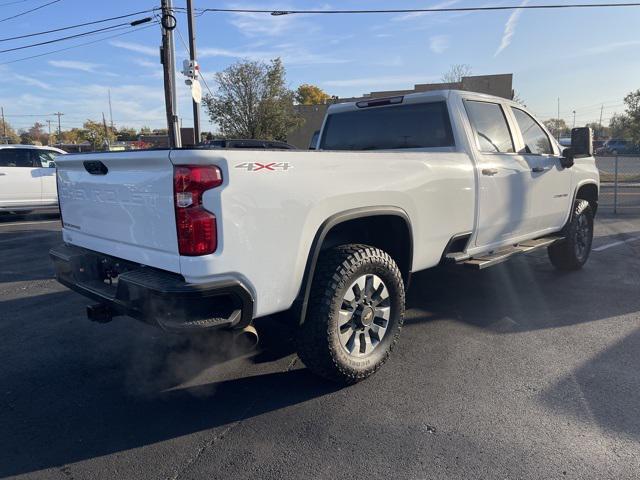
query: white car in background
0 145 65 213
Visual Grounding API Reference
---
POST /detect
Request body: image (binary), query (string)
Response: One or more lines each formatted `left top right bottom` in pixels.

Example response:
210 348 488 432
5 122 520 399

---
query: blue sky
1 0 639 132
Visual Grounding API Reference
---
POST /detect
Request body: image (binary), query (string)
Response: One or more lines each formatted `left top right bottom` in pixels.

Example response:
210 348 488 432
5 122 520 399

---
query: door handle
532 166 551 173
482 168 499 176
0 173 6 176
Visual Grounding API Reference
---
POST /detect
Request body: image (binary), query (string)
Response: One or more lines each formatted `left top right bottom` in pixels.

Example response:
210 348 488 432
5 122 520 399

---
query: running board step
462 236 564 270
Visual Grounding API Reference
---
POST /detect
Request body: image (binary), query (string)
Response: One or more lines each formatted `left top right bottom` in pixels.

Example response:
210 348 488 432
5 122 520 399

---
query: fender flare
294 206 413 326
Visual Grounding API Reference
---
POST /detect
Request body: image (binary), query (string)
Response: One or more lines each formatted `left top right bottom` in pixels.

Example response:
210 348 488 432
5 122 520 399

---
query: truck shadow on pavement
0 292 337 477
1 227 639 476
538 327 640 443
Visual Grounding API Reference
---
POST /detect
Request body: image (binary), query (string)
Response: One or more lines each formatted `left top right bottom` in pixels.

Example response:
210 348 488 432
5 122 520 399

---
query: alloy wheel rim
338 274 391 357
575 214 590 260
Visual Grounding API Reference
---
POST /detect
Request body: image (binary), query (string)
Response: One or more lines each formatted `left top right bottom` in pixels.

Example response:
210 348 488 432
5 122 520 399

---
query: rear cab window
464 100 515 153
320 101 454 151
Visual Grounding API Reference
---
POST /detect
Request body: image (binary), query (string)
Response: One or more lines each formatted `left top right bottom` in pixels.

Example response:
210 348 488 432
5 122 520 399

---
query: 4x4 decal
235 162 292 172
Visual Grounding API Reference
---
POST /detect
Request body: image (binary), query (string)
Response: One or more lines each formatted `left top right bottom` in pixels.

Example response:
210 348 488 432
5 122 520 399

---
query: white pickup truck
50 90 599 384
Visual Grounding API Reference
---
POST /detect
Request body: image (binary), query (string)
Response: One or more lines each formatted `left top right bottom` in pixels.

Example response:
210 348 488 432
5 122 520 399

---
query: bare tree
203 58 302 141
441 64 473 84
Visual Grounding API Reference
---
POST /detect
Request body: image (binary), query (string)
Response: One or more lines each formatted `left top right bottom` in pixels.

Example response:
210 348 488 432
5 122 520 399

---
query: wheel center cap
359 306 375 327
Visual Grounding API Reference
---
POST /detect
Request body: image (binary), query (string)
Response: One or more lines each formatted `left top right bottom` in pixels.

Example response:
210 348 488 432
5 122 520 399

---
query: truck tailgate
56 150 180 272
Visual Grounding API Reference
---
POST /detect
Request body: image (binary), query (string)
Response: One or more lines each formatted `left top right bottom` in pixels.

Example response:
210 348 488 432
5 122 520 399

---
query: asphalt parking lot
1 210 639 480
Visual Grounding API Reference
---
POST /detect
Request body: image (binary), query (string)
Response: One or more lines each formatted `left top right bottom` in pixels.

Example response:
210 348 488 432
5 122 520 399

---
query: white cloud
323 75 436 89
495 0 529 57
14 74 53 91
109 40 157 56
48 60 102 73
0 66 52 91
199 45 347 66
392 0 459 22
429 35 450 54
582 40 640 56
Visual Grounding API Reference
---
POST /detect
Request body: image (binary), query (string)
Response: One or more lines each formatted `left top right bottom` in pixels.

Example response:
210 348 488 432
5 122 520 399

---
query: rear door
509 107 572 232
0 148 42 207
464 99 537 248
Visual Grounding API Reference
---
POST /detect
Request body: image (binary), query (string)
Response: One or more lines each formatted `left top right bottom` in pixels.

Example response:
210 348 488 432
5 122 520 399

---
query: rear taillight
173 165 223 256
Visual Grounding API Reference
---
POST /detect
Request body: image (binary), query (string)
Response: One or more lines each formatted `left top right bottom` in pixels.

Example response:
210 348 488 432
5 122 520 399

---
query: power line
0 0 61 23
0 19 152 54
190 2 640 15
0 21 158 65
0 8 157 43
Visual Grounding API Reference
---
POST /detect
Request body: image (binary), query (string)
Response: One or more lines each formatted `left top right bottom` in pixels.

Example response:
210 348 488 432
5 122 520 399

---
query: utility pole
54 112 64 142
102 112 111 150
46 119 52 144
572 110 576 129
160 0 181 148
557 97 560 139
108 89 114 131
598 104 604 139
186 0 201 144
1 106 6 143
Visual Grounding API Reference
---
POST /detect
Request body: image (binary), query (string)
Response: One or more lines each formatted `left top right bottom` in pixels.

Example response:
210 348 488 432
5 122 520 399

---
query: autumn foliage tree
295 84 331 105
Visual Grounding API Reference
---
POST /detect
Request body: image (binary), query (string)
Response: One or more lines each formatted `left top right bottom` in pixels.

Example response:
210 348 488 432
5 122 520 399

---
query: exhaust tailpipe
232 324 259 349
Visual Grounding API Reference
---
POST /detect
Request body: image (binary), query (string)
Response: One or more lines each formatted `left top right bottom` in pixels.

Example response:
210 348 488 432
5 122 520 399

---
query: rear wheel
297 244 405 385
548 200 594 271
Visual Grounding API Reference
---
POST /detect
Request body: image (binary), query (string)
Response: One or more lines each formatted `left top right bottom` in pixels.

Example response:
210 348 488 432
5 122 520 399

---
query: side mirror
49 162 56 168
561 148 575 169
571 127 593 157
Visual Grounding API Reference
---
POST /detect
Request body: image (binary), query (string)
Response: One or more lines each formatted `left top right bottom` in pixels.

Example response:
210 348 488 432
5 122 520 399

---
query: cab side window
512 108 553 155
36 151 58 168
0 149 34 168
464 101 515 153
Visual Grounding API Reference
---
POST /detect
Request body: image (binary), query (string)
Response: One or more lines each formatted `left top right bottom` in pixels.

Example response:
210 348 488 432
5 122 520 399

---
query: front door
464 100 537 248
0 148 42 208
510 107 573 232
33 150 59 203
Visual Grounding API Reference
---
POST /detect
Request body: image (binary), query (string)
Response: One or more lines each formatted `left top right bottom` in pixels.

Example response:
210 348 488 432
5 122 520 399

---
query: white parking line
0 220 60 228
593 236 640 252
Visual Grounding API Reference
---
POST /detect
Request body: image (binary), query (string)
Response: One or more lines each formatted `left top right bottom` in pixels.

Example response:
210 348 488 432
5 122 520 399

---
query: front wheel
548 200 594 271
297 244 405 385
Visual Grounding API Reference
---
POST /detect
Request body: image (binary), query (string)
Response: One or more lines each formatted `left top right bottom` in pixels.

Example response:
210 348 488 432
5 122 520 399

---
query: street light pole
186 0 201 144
160 0 182 148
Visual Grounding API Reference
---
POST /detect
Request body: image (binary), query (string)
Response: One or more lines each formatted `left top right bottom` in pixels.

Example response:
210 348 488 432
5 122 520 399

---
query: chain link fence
595 155 640 214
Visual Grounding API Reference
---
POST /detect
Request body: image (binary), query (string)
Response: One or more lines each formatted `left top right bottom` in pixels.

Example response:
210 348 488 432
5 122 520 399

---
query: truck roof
0 144 67 154
326 89 516 114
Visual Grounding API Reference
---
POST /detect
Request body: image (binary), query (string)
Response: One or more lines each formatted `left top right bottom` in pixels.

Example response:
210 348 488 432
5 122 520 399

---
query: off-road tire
297 244 405 385
548 199 594 271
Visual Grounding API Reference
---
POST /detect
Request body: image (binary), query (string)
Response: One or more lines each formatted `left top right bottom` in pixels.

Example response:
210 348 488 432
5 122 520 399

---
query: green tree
20 131 34 145
543 118 570 138
116 127 138 141
83 119 115 150
28 122 46 144
0 118 20 144
295 84 331 105
203 58 302 141
623 90 640 143
609 113 631 139
441 64 472 84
